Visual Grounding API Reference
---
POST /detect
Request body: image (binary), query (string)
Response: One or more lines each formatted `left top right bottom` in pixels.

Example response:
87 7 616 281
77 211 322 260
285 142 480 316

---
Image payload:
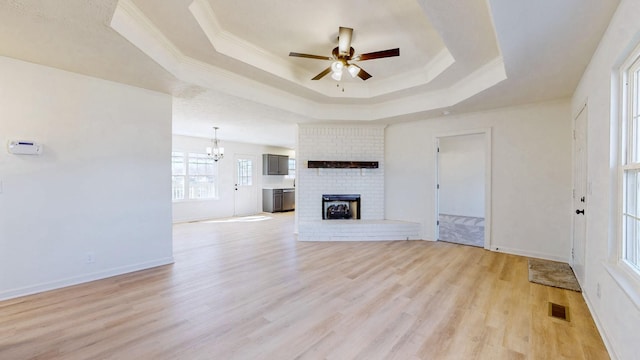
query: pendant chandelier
206 126 224 162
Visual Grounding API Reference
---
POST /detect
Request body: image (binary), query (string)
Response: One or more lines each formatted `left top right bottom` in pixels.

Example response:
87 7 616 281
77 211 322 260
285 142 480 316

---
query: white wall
172 134 294 222
0 56 173 300
386 100 572 261
438 134 485 218
571 0 640 358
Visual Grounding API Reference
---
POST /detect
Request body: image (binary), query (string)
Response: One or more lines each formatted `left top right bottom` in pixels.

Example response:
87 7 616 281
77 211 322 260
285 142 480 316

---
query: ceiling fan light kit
289 26 399 81
347 64 360 78
331 61 344 80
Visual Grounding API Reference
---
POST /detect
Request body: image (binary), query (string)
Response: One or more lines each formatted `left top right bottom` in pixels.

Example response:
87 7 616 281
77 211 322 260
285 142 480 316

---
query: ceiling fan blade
311 67 332 80
289 52 333 60
338 27 353 56
354 48 400 61
356 66 372 81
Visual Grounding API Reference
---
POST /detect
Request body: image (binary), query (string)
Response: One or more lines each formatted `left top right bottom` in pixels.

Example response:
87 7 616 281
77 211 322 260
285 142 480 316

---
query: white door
572 105 588 285
234 154 258 216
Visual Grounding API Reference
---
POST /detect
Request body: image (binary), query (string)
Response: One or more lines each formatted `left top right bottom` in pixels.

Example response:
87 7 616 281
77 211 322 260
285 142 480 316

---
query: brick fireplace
296 125 420 241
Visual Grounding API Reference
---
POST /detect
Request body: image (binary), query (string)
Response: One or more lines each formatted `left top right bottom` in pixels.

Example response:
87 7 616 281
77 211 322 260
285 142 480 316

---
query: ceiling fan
289 26 400 81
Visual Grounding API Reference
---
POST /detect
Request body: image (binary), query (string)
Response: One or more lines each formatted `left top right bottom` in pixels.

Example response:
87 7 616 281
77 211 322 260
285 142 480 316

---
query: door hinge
437 220 440 226
437 147 440 153
571 248 574 259
437 184 440 189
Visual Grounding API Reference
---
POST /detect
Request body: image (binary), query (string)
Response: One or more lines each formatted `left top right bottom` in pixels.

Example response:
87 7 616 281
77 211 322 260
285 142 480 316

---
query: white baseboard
491 245 569 263
582 290 619 360
298 235 422 242
0 257 175 301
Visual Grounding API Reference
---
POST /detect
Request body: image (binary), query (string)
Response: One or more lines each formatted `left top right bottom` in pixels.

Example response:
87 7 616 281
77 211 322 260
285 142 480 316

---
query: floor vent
548 302 570 321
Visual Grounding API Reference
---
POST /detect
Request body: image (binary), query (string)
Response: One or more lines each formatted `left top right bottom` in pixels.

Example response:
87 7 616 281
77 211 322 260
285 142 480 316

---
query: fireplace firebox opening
322 194 361 220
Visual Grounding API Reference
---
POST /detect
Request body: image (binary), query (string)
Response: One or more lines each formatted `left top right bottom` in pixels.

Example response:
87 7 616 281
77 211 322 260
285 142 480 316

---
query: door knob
576 209 585 215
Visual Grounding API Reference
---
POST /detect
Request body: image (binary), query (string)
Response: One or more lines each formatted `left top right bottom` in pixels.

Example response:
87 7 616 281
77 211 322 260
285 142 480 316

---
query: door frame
571 101 588 285
233 153 258 216
434 128 492 249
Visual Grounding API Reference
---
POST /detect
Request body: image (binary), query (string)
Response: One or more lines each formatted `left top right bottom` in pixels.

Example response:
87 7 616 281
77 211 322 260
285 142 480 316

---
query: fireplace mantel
307 161 379 169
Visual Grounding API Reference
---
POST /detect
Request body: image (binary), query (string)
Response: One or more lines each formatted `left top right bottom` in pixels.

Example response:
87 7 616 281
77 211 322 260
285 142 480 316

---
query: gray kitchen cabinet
262 154 289 175
263 188 294 212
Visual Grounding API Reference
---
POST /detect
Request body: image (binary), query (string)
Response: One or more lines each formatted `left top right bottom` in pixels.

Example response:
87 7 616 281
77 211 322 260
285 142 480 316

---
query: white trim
571 101 588 286
434 137 441 241
233 153 259 216
620 163 640 170
110 0 507 120
617 42 640 275
484 128 493 251
582 289 620 360
0 257 175 302
189 0 456 99
491 246 569 263
604 262 640 311
622 212 640 222
172 151 220 201
433 127 492 250
614 57 625 265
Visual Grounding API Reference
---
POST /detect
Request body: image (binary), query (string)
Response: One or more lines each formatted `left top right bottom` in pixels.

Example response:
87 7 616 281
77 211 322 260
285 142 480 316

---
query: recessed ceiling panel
205 0 445 78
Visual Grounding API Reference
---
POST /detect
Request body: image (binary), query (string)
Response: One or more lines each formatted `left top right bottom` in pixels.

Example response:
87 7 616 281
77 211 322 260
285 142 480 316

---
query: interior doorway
436 130 491 249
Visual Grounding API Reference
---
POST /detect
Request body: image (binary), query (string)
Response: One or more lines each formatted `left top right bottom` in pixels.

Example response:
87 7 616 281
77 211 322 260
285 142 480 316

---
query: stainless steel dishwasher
282 188 295 211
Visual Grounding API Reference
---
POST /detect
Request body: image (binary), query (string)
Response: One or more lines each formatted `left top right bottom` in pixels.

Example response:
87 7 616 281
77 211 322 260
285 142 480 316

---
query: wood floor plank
0 212 609 359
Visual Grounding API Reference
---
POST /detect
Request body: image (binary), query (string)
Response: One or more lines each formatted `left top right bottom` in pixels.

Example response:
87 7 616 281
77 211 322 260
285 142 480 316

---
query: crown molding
188 0 456 99
110 0 507 121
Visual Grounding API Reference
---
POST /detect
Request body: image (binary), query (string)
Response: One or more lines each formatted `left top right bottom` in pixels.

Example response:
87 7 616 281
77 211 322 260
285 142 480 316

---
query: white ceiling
0 0 620 148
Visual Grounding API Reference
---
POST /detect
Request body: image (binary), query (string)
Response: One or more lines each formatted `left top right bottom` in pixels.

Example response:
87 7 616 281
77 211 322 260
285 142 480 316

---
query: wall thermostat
7 140 42 155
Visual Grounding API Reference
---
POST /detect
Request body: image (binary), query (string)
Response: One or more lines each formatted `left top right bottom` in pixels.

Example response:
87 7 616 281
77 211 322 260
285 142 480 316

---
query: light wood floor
0 212 608 359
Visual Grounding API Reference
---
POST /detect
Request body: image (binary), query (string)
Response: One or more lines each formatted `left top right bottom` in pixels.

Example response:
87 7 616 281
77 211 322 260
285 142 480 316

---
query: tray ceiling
0 0 620 147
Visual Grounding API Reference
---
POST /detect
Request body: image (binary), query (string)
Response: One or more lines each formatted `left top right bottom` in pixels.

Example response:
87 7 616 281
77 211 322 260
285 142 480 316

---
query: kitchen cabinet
263 188 295 212
263 154 289 175
282 188 295 211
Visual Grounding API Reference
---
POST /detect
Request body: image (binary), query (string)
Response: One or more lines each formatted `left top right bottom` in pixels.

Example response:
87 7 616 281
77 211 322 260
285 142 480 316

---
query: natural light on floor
200 215 273 223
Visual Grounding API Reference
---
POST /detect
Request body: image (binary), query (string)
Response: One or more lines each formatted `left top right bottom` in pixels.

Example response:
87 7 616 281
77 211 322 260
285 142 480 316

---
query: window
236 159 253 186
621 49 640 274
172 152 186 200
188 153 217 199
172 152 218 201
285 158 296 179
